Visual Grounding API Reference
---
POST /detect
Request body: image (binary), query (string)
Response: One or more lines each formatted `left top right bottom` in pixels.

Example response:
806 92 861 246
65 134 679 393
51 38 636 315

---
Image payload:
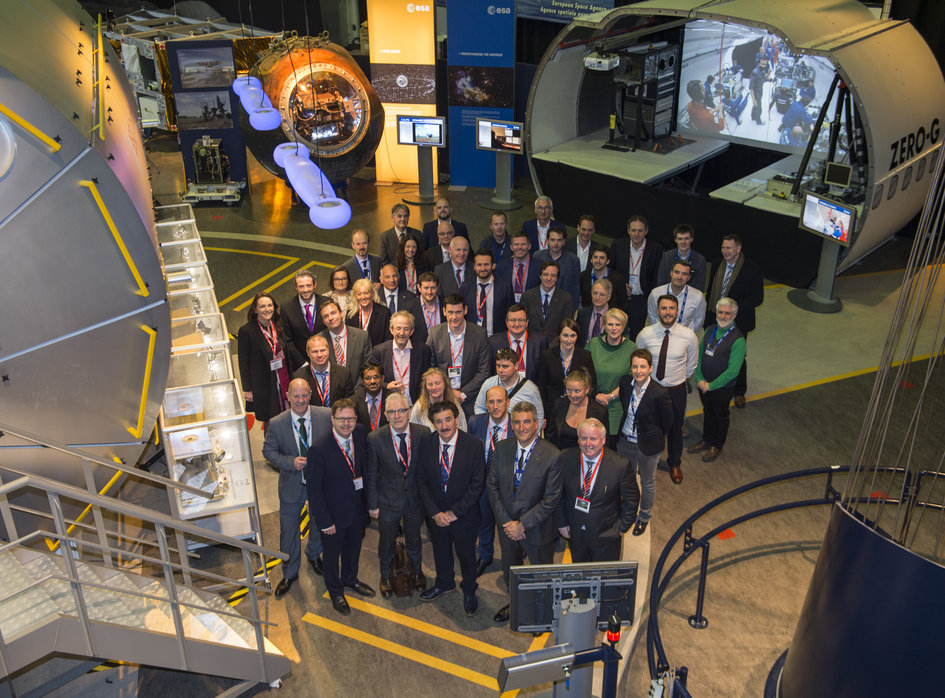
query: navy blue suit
463 277 512 337
496 255 541 302
521 218 562 253
421 219 468 251
468 413 511 562
489 330 547 381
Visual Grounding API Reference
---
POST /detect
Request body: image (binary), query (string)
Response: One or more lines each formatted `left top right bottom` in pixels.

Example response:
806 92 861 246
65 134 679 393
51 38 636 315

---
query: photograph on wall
176 46 236 89
370 63 436 104
677 20 841 155
448 66 514 108
175 91 234 131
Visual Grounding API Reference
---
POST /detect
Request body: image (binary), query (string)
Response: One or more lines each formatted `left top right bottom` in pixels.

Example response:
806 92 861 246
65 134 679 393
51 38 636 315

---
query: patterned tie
387 293 396 313
722 264 734 296
515 262 525 294
515 340 524 371
333 335 345 366
362 260 369 278
478 283 488 325
456 266 463 288
398 432 409 473
591 311 602 339
304 304 314 332
316 371 329 406
542 293 549 318
487 424 500 466
344 439 353 463
583 459 595 495
513 447 526 496
440 443 451 492
369 396 379 427
656 329 670 381
297 416 308 456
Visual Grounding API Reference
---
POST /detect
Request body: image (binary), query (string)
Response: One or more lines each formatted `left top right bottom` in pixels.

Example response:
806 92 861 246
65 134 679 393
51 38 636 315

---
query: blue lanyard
514 440 538 492
707 324 735 351
666 283 689 316
629 380 649 427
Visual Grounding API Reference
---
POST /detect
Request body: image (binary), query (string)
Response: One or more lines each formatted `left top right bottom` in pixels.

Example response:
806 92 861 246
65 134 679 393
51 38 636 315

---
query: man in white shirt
534 226 581 310
521 261 573 336
646 259 707 332
635 295 698 484
342 229 381 284
567 214 599 272
656 224 707 291
379 203 422 266
473 348 545 424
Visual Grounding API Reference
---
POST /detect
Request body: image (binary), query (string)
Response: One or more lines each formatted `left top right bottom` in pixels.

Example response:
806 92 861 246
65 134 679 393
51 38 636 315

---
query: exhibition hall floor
65 136 930 697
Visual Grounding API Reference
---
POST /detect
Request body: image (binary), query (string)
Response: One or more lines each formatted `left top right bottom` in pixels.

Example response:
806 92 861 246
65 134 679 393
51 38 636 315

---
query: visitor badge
704 348 715 357
448 365 462 389
574 496 591 513
353 476 364 490
269 357 283 371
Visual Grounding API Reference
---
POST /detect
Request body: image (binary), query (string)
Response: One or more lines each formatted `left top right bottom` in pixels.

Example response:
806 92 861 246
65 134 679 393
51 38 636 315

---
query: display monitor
823 161 853 188
396 115 446 148
798 190 855 246
476 117 524 153
509 561 637 634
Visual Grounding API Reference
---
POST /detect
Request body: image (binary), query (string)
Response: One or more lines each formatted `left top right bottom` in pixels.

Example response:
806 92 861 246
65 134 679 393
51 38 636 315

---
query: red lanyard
629 240 646 275
440 441 454 476
582 450 604 498
477 282 490 320
258 321 278 355
359 307 371 330
334 434 356 477
450 332 465 365
423 300 439 329
509 331 528 369
310 365 329 404
368 396 382 430
407 265 416 291
391 428 411 470
392 347 410 383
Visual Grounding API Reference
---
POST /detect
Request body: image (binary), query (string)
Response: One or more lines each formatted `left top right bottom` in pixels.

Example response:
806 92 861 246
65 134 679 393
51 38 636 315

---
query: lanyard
406 265 416 291
440 440 454 474
582 450 604 498
450 332 465 365
368 396 382 430
666 283 689 316
493 238 508 259
629 240 646 275
334 434 357 477
515 439 538 483
477 282 491 320
707 324 735 351
514 259 527 293
629 379 649 426
392 347 410 383
359 307 371 330
423 300 439 329
292 415 309 450
391 428 411 470
560 349 573 376
257 321 278 355
310 366 329 405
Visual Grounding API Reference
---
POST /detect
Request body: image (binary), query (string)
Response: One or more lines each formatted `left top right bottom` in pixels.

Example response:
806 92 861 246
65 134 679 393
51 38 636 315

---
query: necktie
440 443 451 492
344 439 352 463
592 311 602 338
456 266 463 287
333 335 345 366
297 416 308 456
388 293 396 313
397 432 409 472
487 424 500 465
515 262 524 293
478 283 488 323
656 329 670 381
514 447 526 496
362 260 369 278
316 371 329 406
515 340 524 371
369 396 379 427
583 459 595 496
304 303 314 332
591 271 597 286
542 293 549 318
722 264 733 296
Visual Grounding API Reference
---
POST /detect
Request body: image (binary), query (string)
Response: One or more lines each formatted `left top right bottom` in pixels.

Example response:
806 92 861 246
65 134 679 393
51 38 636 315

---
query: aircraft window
886 175 898 200
902 166 913 191
916 157 927 182
871 184 884 210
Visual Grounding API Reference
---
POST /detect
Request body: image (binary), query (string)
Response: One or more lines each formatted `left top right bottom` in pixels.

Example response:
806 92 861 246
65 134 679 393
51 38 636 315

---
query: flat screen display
799 190 855 246
396 115 446 148
824 161 853 188
475 118 524 153
678 19 841 156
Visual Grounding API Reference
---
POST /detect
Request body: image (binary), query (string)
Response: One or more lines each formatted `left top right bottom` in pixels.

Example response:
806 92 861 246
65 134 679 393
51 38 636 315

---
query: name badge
574 496 591 513
353 476 364 491
704 348 715 357
269 357 284 371
448 365 462 389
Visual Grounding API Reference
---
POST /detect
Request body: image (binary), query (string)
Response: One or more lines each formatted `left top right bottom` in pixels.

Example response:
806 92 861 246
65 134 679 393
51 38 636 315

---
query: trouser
477 487 496 561
377 507 422 578
498 532 555 589
735 334 749 397
617 438 661 521
279 488 322 580
320 520 364 597
570 536 621 563
666 382 688 467
429 517 479 595
700 385 735 448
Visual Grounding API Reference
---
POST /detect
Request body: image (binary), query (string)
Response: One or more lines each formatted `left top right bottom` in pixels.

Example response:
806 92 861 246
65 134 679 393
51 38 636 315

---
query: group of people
239 195 763 621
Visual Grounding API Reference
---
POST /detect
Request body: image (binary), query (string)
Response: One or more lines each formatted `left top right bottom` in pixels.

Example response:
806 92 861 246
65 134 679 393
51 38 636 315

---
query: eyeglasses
386 408 409 416
334 416 357 422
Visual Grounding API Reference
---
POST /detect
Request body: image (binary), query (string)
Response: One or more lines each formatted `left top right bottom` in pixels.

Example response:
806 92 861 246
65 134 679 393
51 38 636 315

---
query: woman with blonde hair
410 367 468 432
588 307 636 441
346 277 391 346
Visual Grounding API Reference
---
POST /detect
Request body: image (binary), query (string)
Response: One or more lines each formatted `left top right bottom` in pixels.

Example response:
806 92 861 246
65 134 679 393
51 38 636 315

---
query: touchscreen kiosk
396 115 446 148
476 118 524 153
798 190 855 246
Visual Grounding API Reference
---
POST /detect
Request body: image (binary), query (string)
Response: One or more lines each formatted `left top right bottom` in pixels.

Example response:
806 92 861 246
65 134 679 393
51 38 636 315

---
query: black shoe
476 557 493 577
702 446 721 462
274 576 296 599
493 604 510 623
309 557 324 576
464 593 479 617
331 595 350 615
415 572 428 591
687 441 708 454
632 520 648 536
346 581 376 597
379 577 393 599
419 585 456 601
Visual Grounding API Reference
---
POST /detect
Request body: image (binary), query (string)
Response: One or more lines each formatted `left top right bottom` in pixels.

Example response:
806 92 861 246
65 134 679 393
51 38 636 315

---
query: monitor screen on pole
396 115 447 148
798 190 856 246
475 117 524 153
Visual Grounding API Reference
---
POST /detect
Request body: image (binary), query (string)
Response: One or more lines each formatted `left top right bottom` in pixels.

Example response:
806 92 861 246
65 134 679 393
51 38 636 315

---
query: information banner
368 0 437 182
517 0 614 23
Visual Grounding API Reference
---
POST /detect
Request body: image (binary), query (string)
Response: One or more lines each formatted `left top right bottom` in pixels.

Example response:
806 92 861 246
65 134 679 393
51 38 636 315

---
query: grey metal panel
0 444 146 488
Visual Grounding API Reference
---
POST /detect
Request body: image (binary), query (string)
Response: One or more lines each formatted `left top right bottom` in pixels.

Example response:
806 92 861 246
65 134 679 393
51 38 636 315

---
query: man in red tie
496 231 539 303
488 304 547 381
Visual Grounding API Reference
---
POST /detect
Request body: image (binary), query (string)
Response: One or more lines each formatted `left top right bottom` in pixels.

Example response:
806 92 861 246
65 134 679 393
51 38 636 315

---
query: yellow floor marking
303 612 500 691
217 256 300 308
203 246 296 259
261 259 337 297
319 591 514 659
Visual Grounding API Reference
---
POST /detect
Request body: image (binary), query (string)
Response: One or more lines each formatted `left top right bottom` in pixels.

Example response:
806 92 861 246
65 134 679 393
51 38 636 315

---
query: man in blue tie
342 228 381 284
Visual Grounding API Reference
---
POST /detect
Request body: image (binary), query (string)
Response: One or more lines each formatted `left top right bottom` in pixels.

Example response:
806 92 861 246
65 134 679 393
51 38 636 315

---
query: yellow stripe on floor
303 612 500 691
220 256 299 308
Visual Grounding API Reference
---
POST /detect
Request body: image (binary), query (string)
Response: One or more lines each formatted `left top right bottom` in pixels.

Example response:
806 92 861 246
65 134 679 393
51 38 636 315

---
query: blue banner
517 0 614 23
447 1 516 187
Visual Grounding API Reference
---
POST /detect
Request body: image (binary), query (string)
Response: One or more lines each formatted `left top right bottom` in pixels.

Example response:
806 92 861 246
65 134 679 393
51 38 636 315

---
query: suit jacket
307 424 368 530
379 226 423 266
656 248 708 292
281 293 329 359
489 330 547 381
346 303 391 347
544 396 609 450
421 219 468 250
521 218 562 252
533 249 581 311
372 340 433 404
353 386 389 431
609 238 663 300
535 346 598 416
555 447 639 545
237 320 303 423
477 234 513 262
617 376 673 456
565 237 600 270
366 423 431 514
342 254 381 284
487 437 562 545
378 291 427 344
467 412 508 447
575 305 612 346
423 245 452 270
463 277 512 336
416 430 485 524
521 286 574 336
705 255 764 333
427 322 492 405
292 363 355 407
580 267 628 310
319 326 373 375
263 405 333 503
496 255 541 300
435 260 475 299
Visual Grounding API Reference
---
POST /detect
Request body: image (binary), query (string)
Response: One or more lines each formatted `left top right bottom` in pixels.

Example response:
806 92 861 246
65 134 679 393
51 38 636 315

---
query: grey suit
426 322 491 417
521 286 574 336
487 436 562 586
342 254 381 284
262 405 332 580
320 326 373 377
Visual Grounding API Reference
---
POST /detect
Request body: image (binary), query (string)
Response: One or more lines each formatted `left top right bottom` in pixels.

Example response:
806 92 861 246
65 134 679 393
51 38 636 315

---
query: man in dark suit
534 226 581 311
656 224 707 292
379 264 427 344
521 261 574 336
417 272 445 337
281 269 328 360
319 299 372 376
487 402 562 623
435 236 474 299
556 418 640 562
477 210 513 262
496 231 541 303
417 401 486 616
463 248 511 337
421 196 468 251
342 228 381 284
580 246 627 310
489 304 546 381
609 215 663 338
704 233 764 408
306 399 376 615
353 361 388 432
566 214 600 272
520 195 561 253
427 294 491 417
576 279 614 346
422 220 455 270
366 391 431 597
379 203 423 266
373 310 432 406
292 335 355 408
262 378 333 598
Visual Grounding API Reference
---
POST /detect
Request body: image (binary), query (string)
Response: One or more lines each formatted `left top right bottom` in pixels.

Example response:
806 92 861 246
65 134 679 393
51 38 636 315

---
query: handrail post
80 459 114 568
242 548 269 682
174 529 193 587
155 524 189 671
47 494 95 656
687 541 711 629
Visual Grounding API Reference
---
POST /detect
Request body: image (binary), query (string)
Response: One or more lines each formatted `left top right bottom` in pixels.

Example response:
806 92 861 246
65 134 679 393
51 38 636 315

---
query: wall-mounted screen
824 161 853 188
396 115 446 148
678 20 841 156
476 117 524 153
799 190 855 246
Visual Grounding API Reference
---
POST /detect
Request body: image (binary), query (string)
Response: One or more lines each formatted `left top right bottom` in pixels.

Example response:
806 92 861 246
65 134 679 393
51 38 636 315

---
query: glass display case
170 313 228 354
168 288 219 319
166 348 233 389
156 219 200 246
166 263 213 294
161 240 207 269
155 203 196 225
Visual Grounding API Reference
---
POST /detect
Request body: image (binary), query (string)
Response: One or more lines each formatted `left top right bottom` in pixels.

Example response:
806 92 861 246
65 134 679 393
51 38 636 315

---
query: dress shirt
421 299 441 331
628 243 646 295
541 288 554 316
512 259 529 302
365 392 383 426
385 289 398 313
356 255 372 279
300 297 318 332
329 328 348 366
484 417 510 457
392 342 413 403
293 410 312 452
452 263 465 287
508 333 530 376
581 453 603 495
473 376 544 423
536 222 550 250
448 324 466 363
440 246 451 263
575 239 593 271
635 322 699 388
475 278 495 335
620 379 649 441
646 284 707 332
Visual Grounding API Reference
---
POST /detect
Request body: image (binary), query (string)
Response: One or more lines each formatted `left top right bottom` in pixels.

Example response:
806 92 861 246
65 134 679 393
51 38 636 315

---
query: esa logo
406 3 430 11
488 5 512 15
